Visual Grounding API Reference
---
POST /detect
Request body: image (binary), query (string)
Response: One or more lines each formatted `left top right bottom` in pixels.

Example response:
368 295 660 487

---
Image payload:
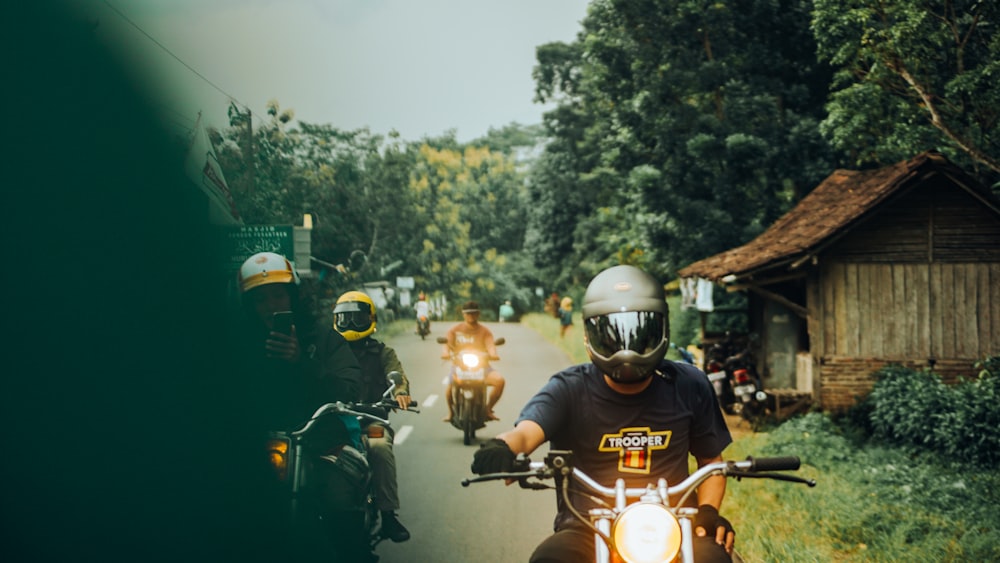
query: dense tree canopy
213 1 1000 319
526 0 837 282
215 106 539 316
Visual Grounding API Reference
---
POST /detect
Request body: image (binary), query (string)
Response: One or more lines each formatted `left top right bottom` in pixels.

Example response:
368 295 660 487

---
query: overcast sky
84 0 591 143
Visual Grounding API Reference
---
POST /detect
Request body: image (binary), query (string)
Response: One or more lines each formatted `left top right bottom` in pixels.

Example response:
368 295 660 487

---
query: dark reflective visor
333 302 372 331
584 311 665 359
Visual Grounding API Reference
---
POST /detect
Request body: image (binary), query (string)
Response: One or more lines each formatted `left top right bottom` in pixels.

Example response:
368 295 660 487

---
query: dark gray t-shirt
517 360 732 530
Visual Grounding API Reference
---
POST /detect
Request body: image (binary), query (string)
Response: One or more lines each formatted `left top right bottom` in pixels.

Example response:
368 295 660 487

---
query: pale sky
82 0 591 143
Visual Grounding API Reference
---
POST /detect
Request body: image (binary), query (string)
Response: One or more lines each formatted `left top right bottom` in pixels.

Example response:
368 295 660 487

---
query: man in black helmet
471 265 734 563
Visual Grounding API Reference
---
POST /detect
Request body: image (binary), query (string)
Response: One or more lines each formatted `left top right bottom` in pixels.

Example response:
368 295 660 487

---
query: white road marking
422 394 439 408
394 425 413 445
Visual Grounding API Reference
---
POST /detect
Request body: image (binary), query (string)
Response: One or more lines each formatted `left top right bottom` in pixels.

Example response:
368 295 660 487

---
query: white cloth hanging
680 278 697 310
695 278 715 312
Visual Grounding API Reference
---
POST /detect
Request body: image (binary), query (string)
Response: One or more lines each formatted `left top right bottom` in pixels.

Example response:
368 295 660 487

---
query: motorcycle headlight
460 353 480 369
612 503 682 563
266 438 290 481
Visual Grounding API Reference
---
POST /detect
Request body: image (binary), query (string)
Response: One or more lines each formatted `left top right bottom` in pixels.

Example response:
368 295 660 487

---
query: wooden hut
678 151 1000 411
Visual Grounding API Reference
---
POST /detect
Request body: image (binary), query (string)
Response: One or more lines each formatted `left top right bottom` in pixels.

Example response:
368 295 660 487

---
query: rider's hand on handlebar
694 505 735 554
394 394 411 410
471 438 515 475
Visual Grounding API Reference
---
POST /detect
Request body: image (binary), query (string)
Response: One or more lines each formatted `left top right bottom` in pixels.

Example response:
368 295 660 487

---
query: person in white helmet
235 252 361 416
235 252 368 560
471 265 734 563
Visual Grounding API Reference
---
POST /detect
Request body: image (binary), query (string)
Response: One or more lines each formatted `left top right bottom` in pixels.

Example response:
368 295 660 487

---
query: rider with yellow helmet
333 290 413 544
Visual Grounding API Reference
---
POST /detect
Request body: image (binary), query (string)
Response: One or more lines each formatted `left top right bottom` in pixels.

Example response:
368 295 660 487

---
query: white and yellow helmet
333 291 377 341
237 252 300 293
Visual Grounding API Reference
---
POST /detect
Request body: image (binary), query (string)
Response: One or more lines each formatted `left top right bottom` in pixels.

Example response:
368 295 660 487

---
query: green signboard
218 225 294 273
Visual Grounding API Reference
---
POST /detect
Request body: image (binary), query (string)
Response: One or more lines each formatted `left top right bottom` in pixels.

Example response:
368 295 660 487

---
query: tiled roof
677 151 996 281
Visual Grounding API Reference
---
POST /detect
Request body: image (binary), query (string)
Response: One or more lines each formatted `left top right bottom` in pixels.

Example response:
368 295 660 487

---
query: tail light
266 437 290 481
734 369 750 384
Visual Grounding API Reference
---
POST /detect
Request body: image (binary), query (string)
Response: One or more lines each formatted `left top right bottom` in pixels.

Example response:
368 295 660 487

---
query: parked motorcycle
437 336 505 445
464 450 815 563
702 333 767 424
702 333 739 414
265 371 419 558
417 314 431 340
724 346 768 426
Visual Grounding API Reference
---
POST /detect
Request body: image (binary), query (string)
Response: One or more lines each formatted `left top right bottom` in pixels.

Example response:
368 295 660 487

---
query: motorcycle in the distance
464 450 815 563
724 346 768 425
437 336 505 445
416 314 431 340
266 371 419 558
703 333 739 414
702 333 767 425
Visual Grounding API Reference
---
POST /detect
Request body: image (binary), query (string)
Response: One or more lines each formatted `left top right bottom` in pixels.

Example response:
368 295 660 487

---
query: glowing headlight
612 503 682 563
460 353 480 369
266 438 290 481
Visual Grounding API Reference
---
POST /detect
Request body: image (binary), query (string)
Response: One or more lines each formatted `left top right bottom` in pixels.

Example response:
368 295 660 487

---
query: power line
100 0 256 120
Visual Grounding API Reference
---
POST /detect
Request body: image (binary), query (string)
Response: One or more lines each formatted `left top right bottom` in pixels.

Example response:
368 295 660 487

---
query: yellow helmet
333 291 376 341
237 252 300 293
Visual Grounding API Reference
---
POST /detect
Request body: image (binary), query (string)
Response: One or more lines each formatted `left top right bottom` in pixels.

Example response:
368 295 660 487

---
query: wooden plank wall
816 262 999 360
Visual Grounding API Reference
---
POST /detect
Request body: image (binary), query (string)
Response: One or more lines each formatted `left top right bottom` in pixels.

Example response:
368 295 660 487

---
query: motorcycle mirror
386 371 404 388
494 337 506 346
436 337 448 344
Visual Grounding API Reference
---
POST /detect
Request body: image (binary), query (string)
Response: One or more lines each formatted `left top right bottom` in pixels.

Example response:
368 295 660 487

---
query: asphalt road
374 321 577 563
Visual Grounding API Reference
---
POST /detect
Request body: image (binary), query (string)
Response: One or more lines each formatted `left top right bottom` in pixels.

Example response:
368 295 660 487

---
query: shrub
865 359 1000 468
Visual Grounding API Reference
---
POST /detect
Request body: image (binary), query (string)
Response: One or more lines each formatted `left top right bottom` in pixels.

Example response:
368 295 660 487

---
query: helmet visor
584 311 665 360
333 302 372 332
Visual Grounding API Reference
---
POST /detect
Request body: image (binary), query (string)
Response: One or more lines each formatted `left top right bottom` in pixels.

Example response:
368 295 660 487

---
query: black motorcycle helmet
582 265 669 383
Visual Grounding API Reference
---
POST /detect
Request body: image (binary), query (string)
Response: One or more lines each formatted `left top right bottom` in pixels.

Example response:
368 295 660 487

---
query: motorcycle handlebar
464 452 815 493
746 455 800 471
294 399 420 435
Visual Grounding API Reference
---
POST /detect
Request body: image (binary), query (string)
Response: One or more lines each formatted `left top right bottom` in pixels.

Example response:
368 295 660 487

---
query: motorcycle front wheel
462 409 476 445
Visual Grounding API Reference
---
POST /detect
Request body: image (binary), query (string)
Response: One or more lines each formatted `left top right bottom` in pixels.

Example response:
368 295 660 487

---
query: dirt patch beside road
724 413 755 440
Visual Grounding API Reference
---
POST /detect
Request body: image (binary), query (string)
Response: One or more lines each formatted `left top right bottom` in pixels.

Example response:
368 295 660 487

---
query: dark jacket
237 320 362 433
348 337 409 405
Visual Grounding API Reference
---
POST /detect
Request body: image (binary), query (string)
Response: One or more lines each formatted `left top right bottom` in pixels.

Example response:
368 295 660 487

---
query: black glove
693 504 734 538
471 438 515 474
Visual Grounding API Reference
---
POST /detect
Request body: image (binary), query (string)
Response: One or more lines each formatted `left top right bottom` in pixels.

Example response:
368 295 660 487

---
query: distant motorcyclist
441 301 505 422
333 291 412 544
498 300 515 323
415 292 431 335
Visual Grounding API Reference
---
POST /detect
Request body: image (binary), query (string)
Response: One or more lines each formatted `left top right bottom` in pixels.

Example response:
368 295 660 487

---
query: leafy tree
529 0 836 284
813 0 1000 187
215 102 423 289
408 142 529 313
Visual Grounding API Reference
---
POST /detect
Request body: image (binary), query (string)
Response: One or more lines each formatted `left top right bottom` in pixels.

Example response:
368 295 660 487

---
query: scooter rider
415 292 431 334
333 291 412 544
471 265 735 563
441 301 505 422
